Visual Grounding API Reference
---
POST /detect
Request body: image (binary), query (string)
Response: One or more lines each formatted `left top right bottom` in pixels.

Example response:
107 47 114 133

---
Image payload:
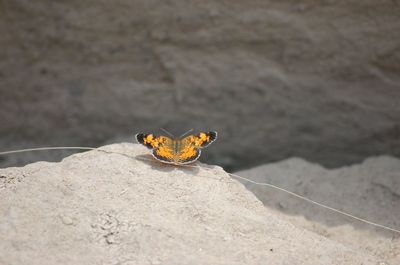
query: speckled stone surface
0 144 379 265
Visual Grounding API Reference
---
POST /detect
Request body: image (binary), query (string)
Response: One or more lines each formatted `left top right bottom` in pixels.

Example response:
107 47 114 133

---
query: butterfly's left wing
136 133 175 163
136 133 161 149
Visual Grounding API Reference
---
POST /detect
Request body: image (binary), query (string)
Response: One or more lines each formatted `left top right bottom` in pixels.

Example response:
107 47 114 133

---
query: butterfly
135 131 217 165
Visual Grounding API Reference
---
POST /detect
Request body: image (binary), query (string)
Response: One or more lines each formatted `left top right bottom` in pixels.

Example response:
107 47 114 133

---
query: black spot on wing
135 133 153 149
200 131 217 148
208 131 217 142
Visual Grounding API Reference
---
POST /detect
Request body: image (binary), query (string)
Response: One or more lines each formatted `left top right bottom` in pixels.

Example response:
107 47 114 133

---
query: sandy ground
236 156 400 264
0 143 380 265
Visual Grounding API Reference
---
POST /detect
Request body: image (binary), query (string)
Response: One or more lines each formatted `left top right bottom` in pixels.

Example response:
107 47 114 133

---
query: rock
235 156 400 264
0 143 379 265
1 1 400 171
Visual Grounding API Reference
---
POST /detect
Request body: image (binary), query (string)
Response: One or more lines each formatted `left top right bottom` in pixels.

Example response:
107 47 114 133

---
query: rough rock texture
1 1 400 171
0 143 379 265
236 156 400 264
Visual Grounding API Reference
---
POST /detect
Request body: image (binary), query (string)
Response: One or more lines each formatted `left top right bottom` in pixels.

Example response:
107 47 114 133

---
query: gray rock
1 1 400 170
235 156 400 264
0 143 379 265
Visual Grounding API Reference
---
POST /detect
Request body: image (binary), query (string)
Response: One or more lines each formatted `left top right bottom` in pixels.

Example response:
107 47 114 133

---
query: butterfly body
135 131 217 165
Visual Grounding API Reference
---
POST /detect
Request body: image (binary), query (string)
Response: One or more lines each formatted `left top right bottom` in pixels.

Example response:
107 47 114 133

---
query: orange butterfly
135 131 217 165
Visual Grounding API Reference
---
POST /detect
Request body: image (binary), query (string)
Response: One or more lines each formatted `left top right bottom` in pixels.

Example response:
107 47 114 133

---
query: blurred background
0 0 399 171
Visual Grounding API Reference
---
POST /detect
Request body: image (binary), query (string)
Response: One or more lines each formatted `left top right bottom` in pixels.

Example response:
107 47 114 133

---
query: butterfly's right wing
176 132 217 164
181 132 217 149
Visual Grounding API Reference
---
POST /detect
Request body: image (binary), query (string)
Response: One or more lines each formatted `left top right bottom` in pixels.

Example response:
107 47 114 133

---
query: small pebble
61 215 74 225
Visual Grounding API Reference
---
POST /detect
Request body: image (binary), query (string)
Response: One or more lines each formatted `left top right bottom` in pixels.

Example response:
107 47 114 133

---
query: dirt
236 156 400 264
0 143 380 265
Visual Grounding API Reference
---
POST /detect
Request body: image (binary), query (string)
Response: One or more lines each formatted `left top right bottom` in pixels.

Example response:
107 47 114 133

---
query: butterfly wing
177 132 217 164
176 139 201 164
181 132 217 148
136 133 157 149
136 133 175 163
151 136 175 163
136 131 217 165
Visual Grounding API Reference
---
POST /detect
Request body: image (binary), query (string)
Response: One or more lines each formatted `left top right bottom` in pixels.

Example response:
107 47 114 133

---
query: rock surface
1 1 400 171
0 143 379 265
236 156 400 264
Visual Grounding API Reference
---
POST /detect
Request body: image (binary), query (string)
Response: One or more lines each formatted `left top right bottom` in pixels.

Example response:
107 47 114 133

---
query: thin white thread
0 147 96 156
228 172 400 235
134 156 400 234
133 156 400 234
1 146 399 235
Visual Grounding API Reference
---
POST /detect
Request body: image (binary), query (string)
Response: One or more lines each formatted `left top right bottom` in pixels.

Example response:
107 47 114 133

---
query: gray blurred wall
0 0 399 171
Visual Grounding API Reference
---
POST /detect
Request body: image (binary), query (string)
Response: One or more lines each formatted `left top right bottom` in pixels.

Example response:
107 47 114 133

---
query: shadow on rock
134 154 200 175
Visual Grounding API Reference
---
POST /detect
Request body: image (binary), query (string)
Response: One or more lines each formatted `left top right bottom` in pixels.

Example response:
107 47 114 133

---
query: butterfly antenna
160 128 175 138
179 128 194 138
